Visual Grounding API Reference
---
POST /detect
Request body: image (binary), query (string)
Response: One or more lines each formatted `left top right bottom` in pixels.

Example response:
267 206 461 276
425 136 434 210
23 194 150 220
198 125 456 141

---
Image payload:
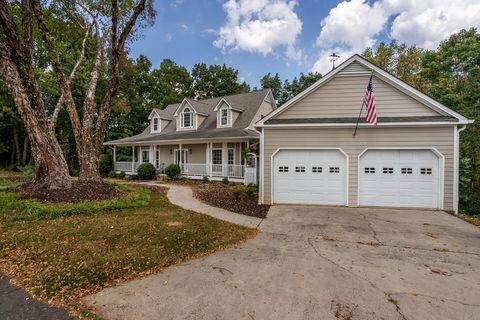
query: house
105 89 275 183
256 54 473 212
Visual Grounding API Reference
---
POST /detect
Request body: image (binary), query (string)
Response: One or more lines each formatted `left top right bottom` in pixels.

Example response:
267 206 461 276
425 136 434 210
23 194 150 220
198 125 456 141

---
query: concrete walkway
131 182 264 228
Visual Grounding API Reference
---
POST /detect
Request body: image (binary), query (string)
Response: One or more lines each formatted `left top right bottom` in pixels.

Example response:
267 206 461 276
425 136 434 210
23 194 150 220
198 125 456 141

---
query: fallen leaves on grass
0 190 256 319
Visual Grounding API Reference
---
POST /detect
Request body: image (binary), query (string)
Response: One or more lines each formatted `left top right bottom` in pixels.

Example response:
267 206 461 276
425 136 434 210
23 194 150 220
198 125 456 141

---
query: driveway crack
307 238 408 320
359 212 383 245
389 292 480 307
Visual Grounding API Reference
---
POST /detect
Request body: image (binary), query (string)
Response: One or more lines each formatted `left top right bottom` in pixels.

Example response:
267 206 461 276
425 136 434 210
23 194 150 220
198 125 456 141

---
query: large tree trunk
77 136 103 183
0 50 71 189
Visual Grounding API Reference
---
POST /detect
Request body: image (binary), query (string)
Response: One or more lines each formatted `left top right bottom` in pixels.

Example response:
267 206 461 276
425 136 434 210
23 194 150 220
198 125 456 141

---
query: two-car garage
272 149 442 209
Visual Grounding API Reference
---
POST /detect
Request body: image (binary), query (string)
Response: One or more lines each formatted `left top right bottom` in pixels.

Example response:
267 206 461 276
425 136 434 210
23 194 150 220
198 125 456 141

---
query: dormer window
220 108 228 126
181 107 193 128
152 117 159 132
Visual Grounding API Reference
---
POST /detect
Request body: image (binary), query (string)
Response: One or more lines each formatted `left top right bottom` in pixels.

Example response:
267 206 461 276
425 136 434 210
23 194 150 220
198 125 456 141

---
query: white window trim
151 117 160 133
180 107 194 129
219 107 230 127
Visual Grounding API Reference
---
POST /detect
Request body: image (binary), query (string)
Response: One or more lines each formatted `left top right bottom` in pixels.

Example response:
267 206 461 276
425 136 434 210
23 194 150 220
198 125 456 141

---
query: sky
130 0 480 87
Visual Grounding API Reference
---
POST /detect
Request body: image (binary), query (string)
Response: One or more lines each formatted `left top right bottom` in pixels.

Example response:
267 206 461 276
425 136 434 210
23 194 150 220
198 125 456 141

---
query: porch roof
104 128 259 146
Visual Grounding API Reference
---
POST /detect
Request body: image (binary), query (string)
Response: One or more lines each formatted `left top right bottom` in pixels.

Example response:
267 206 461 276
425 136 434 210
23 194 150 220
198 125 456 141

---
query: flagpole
352 71 374 137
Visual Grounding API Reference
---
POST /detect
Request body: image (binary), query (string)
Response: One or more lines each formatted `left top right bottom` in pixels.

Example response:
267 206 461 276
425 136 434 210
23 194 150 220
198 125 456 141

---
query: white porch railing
114 161 133 172
114 161 144 172
181 163 245 179
115 161 248 180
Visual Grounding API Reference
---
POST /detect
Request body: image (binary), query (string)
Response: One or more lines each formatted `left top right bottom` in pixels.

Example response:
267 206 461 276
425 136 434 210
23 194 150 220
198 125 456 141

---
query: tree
260 73 282 104
362 40 424 86
191 63 249 99
419 28 480 209
150 58 193 107
261 72 321 106
0 0 154 189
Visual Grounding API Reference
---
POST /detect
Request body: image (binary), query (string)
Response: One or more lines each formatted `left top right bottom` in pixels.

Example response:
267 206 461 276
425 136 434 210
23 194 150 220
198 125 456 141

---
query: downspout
454 125 467 214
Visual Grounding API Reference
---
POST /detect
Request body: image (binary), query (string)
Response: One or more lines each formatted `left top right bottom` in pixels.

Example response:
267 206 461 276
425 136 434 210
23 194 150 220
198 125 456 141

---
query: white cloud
166 33 173 41
214 0 303 61
316 0 388 51
312 0 480 74
181 23 189 31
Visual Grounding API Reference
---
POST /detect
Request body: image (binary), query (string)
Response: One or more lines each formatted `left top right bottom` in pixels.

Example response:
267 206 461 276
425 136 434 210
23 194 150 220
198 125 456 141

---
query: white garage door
273 150 347 205
359 150 441 209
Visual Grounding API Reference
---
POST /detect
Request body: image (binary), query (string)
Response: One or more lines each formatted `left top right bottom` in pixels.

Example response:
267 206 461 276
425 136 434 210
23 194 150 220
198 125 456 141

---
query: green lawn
0 187 256 318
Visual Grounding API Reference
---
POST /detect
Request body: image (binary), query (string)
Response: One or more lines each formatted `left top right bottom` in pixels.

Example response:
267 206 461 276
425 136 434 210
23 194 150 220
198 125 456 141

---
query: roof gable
258 55 471 125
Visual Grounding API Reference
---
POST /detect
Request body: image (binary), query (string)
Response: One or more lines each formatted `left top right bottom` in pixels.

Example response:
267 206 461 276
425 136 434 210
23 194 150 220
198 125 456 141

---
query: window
155 150 160 169
364 167 375 174
420 168 432 175
220 108 228 126
329 167 340 173
227 148 235 165
152 117 159 132
142 150 149 163
212 149 222 165
312 166 322 173
181 107 193 128
383 167 394 174
295 166 306 173
279 166 289 173
401 168 413 174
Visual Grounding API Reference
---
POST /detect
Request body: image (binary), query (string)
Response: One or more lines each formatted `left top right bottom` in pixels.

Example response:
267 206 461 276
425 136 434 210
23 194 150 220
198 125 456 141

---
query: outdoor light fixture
169 149 173 154
189 148 192 154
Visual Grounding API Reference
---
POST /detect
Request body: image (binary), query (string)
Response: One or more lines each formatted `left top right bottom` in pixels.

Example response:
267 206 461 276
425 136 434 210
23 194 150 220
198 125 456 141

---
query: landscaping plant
137 163 156 180
165 164 181 179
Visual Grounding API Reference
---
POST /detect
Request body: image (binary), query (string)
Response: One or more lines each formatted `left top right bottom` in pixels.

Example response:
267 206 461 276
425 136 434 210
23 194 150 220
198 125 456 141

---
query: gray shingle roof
105 89 270 145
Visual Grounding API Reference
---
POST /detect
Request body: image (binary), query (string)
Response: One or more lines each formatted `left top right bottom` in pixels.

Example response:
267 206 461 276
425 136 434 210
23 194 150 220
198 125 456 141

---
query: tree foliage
261 72 322 106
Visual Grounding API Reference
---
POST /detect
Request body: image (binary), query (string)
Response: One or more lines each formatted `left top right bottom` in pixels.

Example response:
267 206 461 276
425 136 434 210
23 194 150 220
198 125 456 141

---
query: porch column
222 142 227 176
149 145 154 164
206 143 210 175
153 145 157 168
113 146 116 171
209 142 213 178
179 143 183 172
131 146 135 172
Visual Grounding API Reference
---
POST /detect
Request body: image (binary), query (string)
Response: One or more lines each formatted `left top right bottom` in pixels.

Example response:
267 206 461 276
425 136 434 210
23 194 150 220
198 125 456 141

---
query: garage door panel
273 150 347 205
359 150 440 209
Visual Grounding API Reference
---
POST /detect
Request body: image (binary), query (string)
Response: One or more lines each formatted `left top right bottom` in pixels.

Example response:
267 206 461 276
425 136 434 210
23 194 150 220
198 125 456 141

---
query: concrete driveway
85 207 480 320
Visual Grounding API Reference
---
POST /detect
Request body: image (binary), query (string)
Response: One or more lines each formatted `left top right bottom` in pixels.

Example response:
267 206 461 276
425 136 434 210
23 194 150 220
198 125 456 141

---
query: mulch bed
0 176 31 183
193 183 270 218
17 181 122 204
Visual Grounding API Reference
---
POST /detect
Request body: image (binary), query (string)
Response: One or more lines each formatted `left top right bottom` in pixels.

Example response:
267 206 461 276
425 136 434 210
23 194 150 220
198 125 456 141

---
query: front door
211 149 222 175
174 149 188 169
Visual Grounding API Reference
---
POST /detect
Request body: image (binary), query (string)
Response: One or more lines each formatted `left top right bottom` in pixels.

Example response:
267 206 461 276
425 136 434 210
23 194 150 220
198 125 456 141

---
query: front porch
112 140 257 184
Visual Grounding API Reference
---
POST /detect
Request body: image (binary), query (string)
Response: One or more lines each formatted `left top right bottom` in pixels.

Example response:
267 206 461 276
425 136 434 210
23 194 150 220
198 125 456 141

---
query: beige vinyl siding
262 126 454 210
275 75 440 119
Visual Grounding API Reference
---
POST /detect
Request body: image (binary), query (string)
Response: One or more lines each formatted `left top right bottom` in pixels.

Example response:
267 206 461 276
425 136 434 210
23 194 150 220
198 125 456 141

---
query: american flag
364 76 378 125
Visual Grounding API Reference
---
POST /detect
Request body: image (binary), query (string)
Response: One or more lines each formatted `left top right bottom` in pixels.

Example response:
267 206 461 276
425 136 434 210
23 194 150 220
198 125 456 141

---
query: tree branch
50 24 91 131
30 0 83 141
21 0 33 64
82 24 104 133
95 0 147 144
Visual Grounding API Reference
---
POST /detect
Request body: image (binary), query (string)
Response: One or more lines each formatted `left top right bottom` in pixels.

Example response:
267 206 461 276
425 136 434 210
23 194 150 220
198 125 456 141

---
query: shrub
228 181 236 186
202 175 210 183
165 164 181 179
99 153 113 176
244 183 257 198
137 163 156 180
222 177 229 184
125 174 139 180
232 188 243 198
